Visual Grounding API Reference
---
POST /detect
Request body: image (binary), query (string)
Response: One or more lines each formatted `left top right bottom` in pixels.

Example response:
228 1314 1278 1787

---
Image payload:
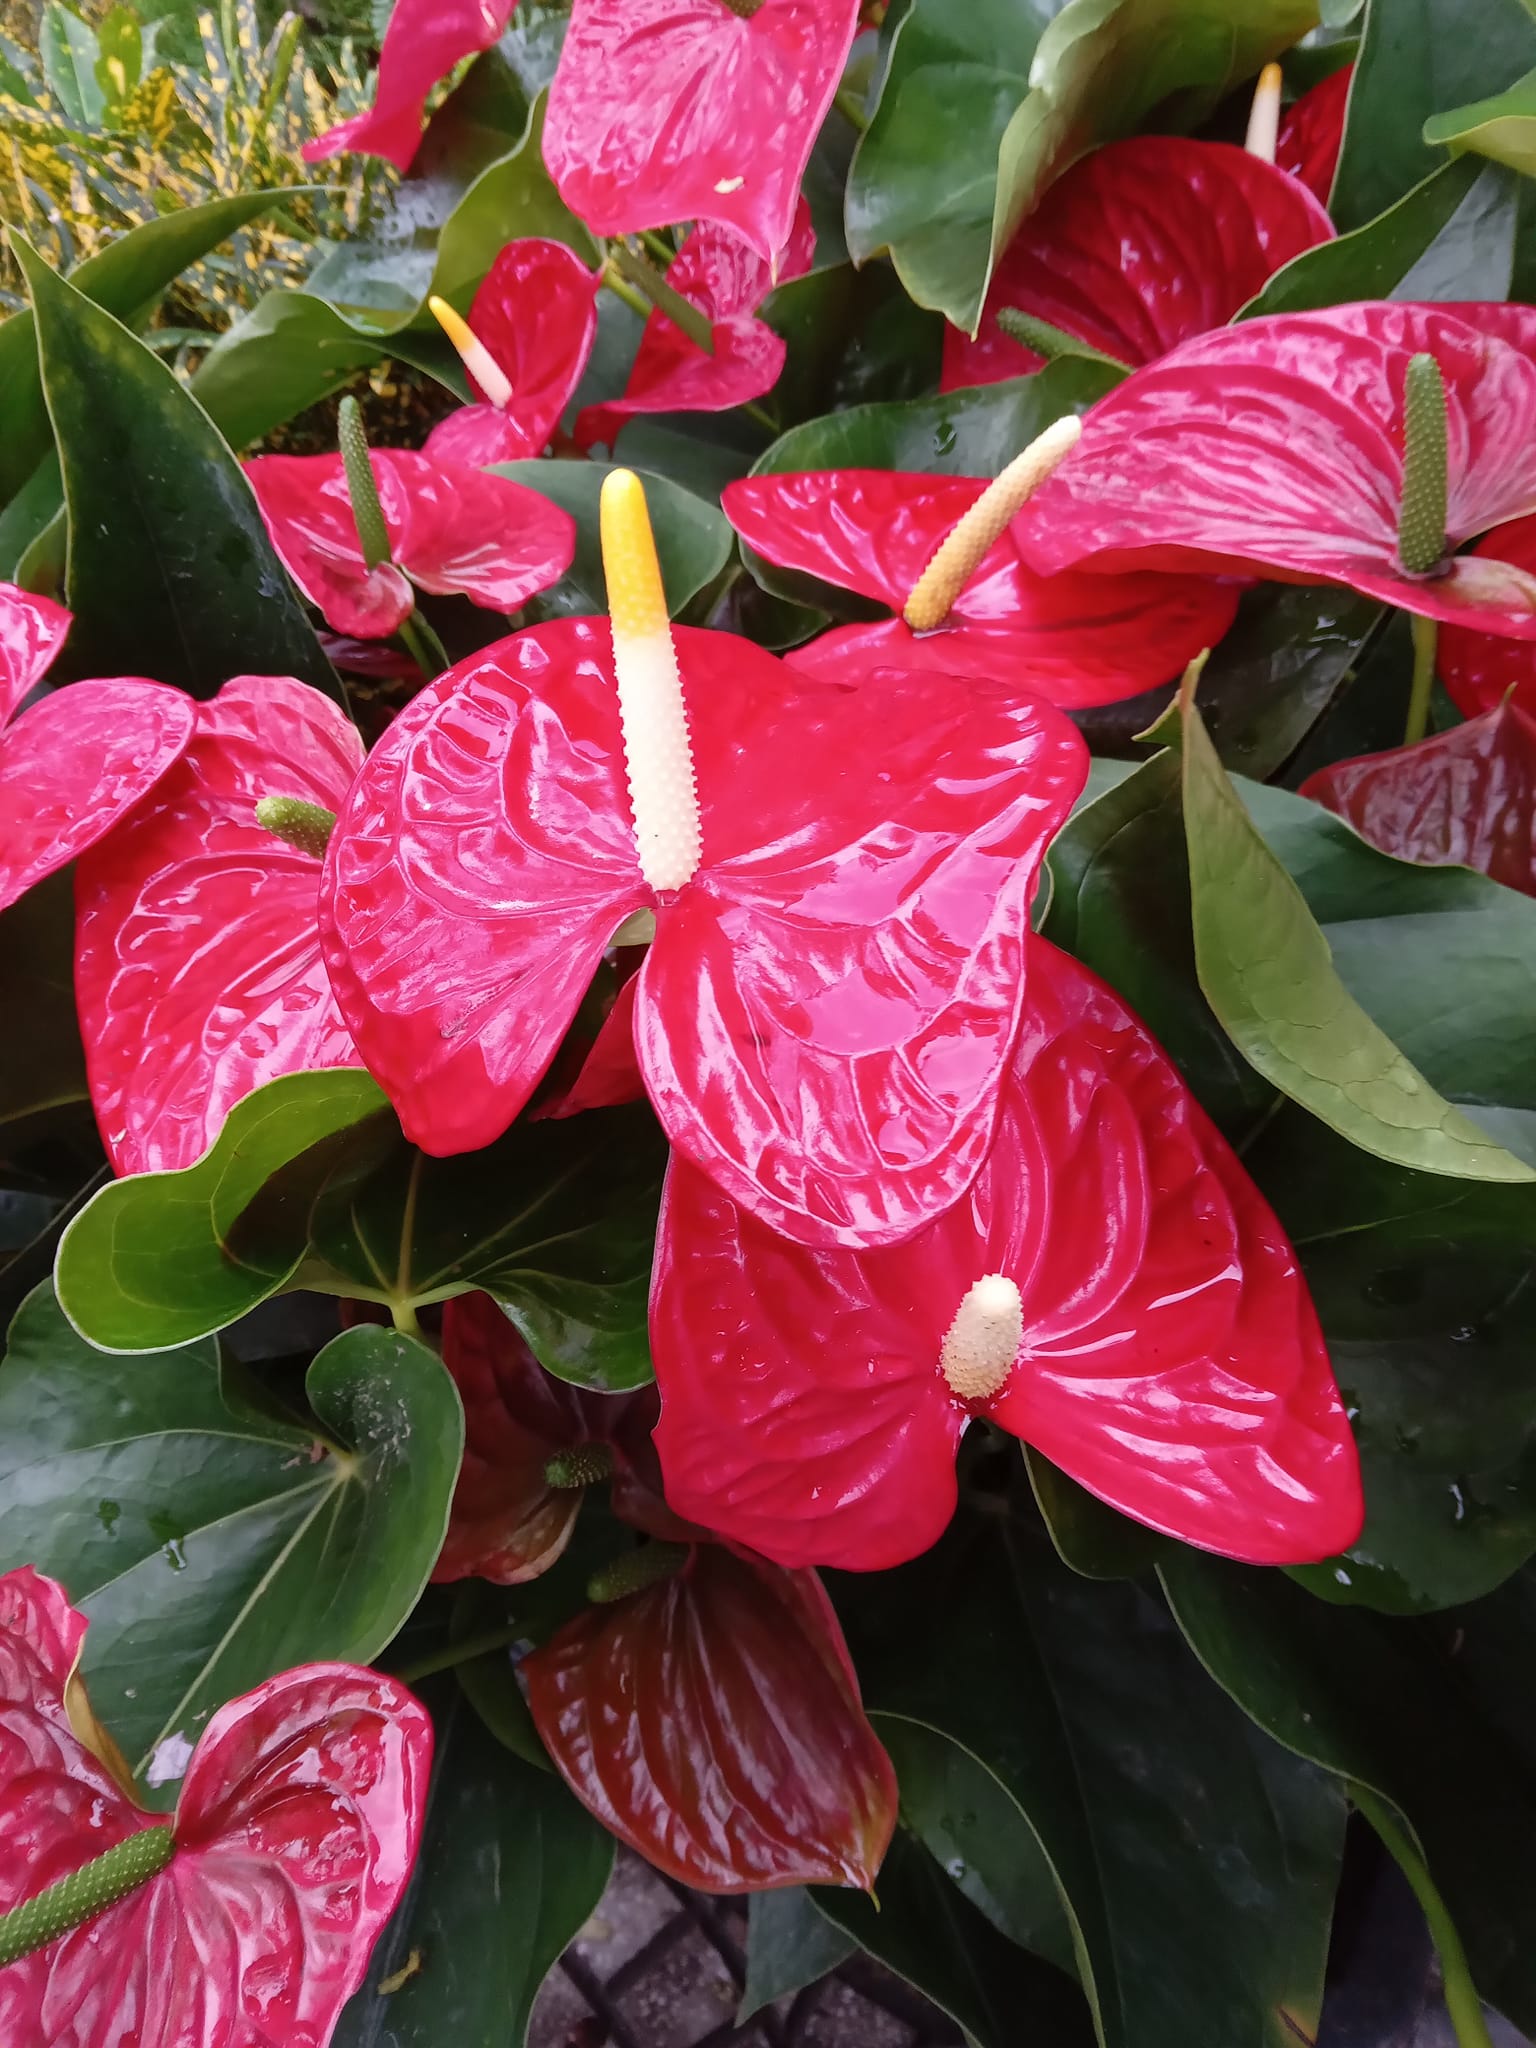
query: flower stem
742 400 779 433
606 242 715 356
337 395 391 572
1404 611 1439 746
601 261 652 322
397 608 449 681
834 87 869 131
390 1299 423 1339
1350 1785 1495 2048
391 1624 525 1685
0 1826 176 1967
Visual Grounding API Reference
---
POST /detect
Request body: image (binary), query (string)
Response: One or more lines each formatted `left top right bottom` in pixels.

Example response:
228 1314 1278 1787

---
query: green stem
834 87 869 131
391 1624 524 1686
397 608 449 680
742 400 779 433
0 1826 176 1967
1404 611 1439 747
337 395 392 572
606 242 715 357
638 229 676 266
390 1299 423 1339
1351 1785 1494 2048
600 261 652 322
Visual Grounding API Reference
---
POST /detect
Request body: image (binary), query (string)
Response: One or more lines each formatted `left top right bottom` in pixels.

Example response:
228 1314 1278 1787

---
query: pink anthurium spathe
942 137 1333 389
75 674 362 1176
301 0 516 170
1439 512 1536 715
544 0 860 264
650 936 1364 1573
575 207 814 451
246 446 576 639
0 582 194 916
425 240 602 469
0 1566 430 2048
1017 303 1536 638
321 470 1087 1248
1277 63 1352 205
723 464 1242 705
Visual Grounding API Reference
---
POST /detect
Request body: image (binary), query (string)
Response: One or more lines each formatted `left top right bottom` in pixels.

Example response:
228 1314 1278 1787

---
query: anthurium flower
1301 702 1536 898
723 460 1241 705
1017 303 1536 638
941 137 1333 390
424 240 602 470
0 1565 429 2047
650 936 1363 1573
0 582 194 916
246 446 576 639
75 673 362 1176
1439 512 1536 715
544 0 860 264
1277 63 1353 205
321 470 1088 1247
575 207 814 451
301 0 516 170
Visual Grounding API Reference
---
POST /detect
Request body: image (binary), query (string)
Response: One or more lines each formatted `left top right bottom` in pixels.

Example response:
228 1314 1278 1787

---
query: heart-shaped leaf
740 1889 857 2022
1425 65 1536 177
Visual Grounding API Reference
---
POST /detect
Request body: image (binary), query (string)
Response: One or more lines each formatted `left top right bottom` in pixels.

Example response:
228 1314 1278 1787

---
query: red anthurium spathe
942 137 1333 389
1017 303 1536 637
425 240 602 470
544 0 860 264
1277 63 1352 205
576 207 814 451
75 674 362 1175
0 1566 429 2048
246 447 576 639
1301 702 1536 897
0 582 194 916
723 465 1241 705
650 936 1363 1573
1440 512 1536 715
301 0 516 170
321 473 1088 1247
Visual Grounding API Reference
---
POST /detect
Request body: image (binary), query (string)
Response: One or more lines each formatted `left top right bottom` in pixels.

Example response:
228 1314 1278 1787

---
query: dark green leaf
1189 585 1384 783
0 868 88 1134
740 1889 857 2023
1425 63 1536 174
39 2 102 126
1025 1449 1164 1583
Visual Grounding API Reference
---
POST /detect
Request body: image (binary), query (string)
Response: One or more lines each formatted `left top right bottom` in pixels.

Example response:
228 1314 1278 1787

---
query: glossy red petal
1301 702 1536 896
1018 303 1536 636
545 0 858 262
301 0 516 169
651 939 1361 1570
75 675 362 1175
320 620 649 1156
246 454 416 638
1277 63 1352 206
1439 511 1536 714
0 580 70 727
943 137 1333 389
724 468 1241 706
425 240 601 468
522 1545 897 1891
537 970 647 1120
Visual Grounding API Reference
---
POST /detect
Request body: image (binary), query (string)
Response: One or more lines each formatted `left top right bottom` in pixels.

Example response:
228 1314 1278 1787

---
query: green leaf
740 1889 857 2023
1425 63 1536 174
1331 0 1536 232
0 1285 463 1807
11 236 344 703
93 5 143 112
0 869 88 1136
489 460 732 621
1025 1449 1163 1583
39 2 103 126
335 1686 611 2048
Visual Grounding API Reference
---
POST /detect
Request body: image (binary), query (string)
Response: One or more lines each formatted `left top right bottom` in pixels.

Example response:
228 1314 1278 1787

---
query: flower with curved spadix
0 582 194 916
722 446 1241 705
0 1566 429 2047
544 0 860 264
649 937 1363 1573
1277 63 1352 205
942 137 1332 391
301 0 516 170
423 241 603 469
1018 303 1536 638
320 469 1087 1247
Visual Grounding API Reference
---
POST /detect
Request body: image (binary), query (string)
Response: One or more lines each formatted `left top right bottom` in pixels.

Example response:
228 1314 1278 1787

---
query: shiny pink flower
650 936 1363 1572
320 621 1087 1247
1439 511 1536 715
545 0 859 263
0 1566 430 2048
301 0 516 170
724 467 1241 705
0 582 194 915
246 447 576 638
1277 63 1352 206
943 137 1332 389
576 208 814 451
1018 303 1536 637
76 674 362 1176
425 239 602 469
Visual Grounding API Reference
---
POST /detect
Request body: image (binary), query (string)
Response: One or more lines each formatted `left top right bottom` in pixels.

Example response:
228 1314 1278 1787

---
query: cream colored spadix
428 294 514 411
939 1274 1024 1402
1244 62 1283 163
600 469 703 892
902 416 1083 633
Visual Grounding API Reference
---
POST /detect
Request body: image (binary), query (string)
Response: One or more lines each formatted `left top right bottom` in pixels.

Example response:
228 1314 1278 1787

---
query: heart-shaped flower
0 583 194 915
301 0 516 170
75 674 362 1176
320 472 1087 1247
650 936 1363 1572
0 1566 429 2048
246 446 576 639
1277 63 1352 205
942 136 1333 389
1018 303 1536 638
544 0 860 264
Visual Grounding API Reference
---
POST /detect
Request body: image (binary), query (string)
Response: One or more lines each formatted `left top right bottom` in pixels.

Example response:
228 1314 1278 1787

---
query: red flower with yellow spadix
320 469 1088 1247
301 0 516 171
